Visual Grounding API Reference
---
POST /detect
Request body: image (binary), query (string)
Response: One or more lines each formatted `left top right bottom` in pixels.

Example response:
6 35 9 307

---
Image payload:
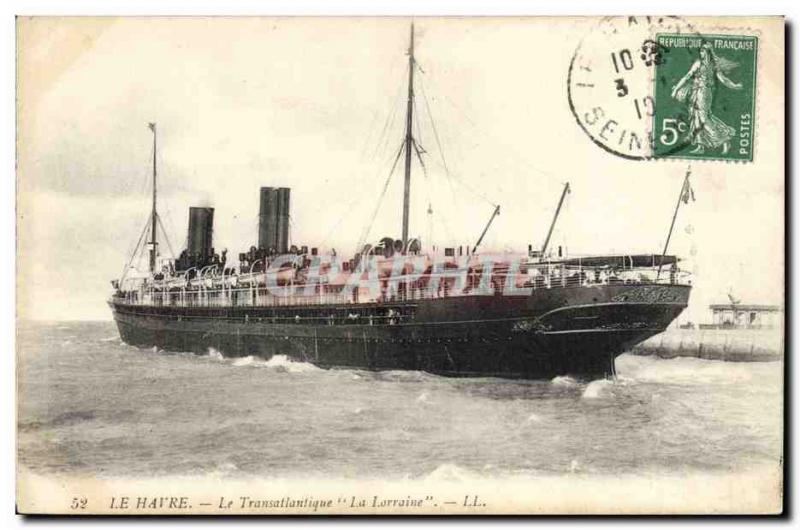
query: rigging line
425 67 478 131
411 132 431 229
370 68 406 162
322 131 405 250
155 213 176 260
436 205 457 245
135 247 147 272
418 74 461 213
361 60 405 159
418 75 450 175
119 216 151 285
318 183 374 248
423 74 559 192
312 175 374 251
161 203 181 253
422 61 477 126
121 213 147 267
126 137 157 255
359 109 382 160
412 89 424 149
121 202 156 266
318 131 410 251
137 140 154 196
419 74 495 208
441 92 477 127
356 139 406 252
358 139 406 249
371 95 400 162
319 186 374 250
426 157 496 208
412 138 429 179
287 214 299 247
424 71 562 199
424 167 433 240
286 96 407 253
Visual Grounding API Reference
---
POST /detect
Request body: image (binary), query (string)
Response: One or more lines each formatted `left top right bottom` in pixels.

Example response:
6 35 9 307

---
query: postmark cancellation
568 16 759 162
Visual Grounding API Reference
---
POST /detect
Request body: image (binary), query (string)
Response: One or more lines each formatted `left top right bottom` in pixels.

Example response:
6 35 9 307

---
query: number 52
70 496 88 510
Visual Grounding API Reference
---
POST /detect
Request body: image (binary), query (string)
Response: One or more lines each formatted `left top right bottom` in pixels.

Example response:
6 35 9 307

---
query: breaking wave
616 354 780 385
232 355 259 367
206 347 225 361
373 370 438 383
551 375 579 387
262 354 322 373
582 379 614 399
423 463 480 482
228 354 322 373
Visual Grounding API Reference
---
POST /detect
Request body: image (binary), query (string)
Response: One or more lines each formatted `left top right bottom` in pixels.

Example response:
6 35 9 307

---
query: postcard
16 16 784 514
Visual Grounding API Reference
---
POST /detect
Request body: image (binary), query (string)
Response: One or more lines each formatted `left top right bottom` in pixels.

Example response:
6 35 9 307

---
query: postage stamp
652 34 758 162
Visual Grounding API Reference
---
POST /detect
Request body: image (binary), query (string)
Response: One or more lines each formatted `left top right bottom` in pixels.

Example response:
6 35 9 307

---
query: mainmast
401 23 415 245
148 122 158 273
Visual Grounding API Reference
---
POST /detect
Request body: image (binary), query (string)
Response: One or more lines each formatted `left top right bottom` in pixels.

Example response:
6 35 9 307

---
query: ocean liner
109 24 691 379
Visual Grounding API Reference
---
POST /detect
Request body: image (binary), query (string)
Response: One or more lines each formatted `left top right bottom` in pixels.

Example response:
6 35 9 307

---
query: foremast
401 23 415 245
148 122 158 273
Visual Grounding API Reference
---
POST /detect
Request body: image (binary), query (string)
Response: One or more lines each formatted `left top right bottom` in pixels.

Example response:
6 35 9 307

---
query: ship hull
110 283 690 380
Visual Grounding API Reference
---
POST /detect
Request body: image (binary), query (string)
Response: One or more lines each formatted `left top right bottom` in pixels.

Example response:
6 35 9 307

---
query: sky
16 16 784 322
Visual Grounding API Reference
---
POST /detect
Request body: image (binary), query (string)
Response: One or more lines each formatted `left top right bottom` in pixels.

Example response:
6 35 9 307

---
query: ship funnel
187 206 214 260
258 187 279 250
258 186 291 253
277 187 291 254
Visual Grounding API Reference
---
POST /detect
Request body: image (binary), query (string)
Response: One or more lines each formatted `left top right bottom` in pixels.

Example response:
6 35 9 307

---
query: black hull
110 284 690 380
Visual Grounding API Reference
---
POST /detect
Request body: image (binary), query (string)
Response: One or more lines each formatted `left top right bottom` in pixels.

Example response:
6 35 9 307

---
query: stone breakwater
631 328 783 362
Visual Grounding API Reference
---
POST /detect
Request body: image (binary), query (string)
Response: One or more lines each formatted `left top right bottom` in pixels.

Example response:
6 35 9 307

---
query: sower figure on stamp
670 42 743 154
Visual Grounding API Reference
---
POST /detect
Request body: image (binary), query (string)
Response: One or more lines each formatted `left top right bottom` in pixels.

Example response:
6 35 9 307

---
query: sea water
17 321 783 481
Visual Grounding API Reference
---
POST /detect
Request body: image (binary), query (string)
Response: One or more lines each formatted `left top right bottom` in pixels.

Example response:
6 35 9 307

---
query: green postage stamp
652 33 758 162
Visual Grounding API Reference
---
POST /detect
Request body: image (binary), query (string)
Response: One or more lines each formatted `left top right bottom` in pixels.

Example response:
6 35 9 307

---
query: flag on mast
148 122 156 132
681 167 695 204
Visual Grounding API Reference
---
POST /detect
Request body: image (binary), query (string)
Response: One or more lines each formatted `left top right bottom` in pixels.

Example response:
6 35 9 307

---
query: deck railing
112 265 691 309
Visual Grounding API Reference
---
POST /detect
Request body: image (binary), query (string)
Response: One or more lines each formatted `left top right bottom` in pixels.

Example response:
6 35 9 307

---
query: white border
4 1 796 528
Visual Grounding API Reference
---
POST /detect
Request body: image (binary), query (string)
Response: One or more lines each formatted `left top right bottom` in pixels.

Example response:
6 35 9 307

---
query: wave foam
424 463 479 482
415 392 431 404
551 375 579 387
525 413 543 424
374 370 436 383
232 356 259 367
582 379 614 399
206 347 225 361
262 354 321 373
617 354 779 385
